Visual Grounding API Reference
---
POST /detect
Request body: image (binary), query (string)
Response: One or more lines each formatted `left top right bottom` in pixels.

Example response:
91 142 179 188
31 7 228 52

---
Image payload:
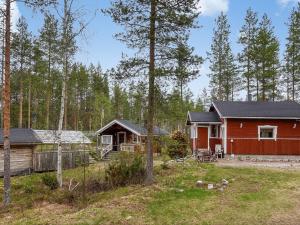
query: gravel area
216 159 300 170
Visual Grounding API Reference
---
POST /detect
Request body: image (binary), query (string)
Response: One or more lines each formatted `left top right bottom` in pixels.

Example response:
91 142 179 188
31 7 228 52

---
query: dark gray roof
0 128 42 145
187 111 221 124
212 101 300 119
116 120 169 136
98 119 169 136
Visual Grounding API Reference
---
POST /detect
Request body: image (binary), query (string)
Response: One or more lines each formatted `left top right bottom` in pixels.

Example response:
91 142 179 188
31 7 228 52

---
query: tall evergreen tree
284 3 300 101
2 0 57 206
11 17 32 128
172 37 203 102
105 0 200 183
252 14 280 101
39 14 60 129
208 12 239 101
238 8 258 99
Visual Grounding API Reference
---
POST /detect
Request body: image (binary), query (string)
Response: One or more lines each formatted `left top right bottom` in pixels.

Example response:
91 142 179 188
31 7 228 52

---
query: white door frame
117 132 126 145
197 125 209 150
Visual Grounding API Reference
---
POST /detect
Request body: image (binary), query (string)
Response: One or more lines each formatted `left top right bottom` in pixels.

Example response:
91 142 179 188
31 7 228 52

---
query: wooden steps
102 151 120 161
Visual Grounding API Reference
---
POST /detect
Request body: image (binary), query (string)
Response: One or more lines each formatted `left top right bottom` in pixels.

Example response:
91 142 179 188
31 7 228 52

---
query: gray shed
0 128 42 176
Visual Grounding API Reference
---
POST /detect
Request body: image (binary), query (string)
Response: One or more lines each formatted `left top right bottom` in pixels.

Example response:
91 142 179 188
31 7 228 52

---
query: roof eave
211 102 224 119
96 119 142 136
223 116 300 120
186 111 192 125
189 121 222 124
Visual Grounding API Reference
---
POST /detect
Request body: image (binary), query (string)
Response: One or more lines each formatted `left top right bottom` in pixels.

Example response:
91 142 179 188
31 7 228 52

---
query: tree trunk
57 55 67 187
145 0 156 185
57 0 68 187
18 71 23 128
3 0 11 206
28 74 31 128
292 52 295 101
247 57 250 98
64 78 67 130
46 49 51 129
1 17 5 128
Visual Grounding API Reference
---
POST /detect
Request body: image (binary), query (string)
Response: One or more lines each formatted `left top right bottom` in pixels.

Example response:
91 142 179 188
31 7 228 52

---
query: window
190 125 197 138
258 126 277 140
101 135 112 145
210 125 218 138
132 134 138 143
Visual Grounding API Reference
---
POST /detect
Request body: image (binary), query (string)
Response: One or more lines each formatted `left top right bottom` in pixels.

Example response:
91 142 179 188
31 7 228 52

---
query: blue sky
14 0 300 99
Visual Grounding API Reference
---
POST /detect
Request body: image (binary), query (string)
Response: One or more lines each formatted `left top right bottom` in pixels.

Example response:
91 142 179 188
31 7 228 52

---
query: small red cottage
186 101 300 156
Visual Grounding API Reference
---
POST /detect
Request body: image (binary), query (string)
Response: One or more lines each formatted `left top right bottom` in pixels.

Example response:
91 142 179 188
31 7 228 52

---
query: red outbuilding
186 101 300 156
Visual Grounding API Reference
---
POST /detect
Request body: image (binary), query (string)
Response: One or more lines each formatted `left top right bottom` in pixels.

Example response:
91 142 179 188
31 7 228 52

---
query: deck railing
100 144 113 159
120 143 135 152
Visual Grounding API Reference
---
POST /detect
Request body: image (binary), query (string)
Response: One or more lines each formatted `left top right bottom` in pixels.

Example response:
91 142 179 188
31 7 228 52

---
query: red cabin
186 101 300 156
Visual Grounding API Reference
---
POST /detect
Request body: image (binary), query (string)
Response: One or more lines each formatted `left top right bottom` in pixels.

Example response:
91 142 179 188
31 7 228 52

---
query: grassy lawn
0 160 300 225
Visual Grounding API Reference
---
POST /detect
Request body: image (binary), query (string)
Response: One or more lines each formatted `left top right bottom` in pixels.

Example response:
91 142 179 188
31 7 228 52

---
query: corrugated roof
34 130 92 144
187 111 221 124
97 119 169 136
212 101 300 119
0 128 42 145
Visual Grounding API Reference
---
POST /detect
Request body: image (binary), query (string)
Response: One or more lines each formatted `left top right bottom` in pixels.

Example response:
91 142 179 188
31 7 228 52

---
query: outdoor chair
215 144 223 159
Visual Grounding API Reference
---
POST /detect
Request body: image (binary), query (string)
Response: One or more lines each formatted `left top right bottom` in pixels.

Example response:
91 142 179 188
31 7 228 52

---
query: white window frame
258 125 277 141
132 134 139 143
101 135 113 145
190 124 197 139
210 125 219 138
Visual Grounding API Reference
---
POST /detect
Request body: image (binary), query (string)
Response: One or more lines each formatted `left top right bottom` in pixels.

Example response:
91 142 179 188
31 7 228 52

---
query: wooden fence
33 150 89 172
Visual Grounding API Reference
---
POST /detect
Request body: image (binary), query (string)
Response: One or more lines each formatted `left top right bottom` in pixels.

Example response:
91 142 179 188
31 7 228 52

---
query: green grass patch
1 160 300 225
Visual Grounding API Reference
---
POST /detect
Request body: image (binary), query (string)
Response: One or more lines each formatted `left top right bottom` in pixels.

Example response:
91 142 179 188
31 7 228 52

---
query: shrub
105 152 146 187
41 173 59 190
160 150 171 170
23 182 35 194
166 130 188 159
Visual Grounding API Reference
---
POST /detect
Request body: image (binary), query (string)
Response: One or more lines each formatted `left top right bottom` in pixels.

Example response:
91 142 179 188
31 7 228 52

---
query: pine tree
11 17 32 128
208 12 239 101
39 14 60 129
238 8 258 99
252 14 280 101
284 3 300 101
172 37 203 102
200 88 211 110
105 0 200 184
2 0 56 206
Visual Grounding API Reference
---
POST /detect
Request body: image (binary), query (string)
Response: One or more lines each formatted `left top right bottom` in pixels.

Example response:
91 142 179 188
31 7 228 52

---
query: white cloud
0 1 21 32
197 0 229 16
277 0 300 7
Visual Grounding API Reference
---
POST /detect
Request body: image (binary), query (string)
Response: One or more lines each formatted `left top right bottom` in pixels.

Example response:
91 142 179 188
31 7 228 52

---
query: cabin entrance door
197 127 208 149
117 132 126 150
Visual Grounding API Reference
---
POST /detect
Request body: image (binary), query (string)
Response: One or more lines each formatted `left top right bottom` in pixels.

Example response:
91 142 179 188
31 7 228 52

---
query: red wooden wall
209 138 222 152
227 119 300 155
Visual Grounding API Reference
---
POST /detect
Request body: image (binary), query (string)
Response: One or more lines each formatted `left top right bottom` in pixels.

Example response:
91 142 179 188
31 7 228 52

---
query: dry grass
0 160 300 225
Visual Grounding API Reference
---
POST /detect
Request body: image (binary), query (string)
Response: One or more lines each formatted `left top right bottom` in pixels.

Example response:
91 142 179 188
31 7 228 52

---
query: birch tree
56 0 91 187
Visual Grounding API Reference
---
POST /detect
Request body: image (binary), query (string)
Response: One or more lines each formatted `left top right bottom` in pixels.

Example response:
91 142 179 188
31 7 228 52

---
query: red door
197 127 208 149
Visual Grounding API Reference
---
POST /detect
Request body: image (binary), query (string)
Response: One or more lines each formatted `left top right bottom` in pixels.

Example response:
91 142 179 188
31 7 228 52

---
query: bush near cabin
105 152 146 187
166 130 188 159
